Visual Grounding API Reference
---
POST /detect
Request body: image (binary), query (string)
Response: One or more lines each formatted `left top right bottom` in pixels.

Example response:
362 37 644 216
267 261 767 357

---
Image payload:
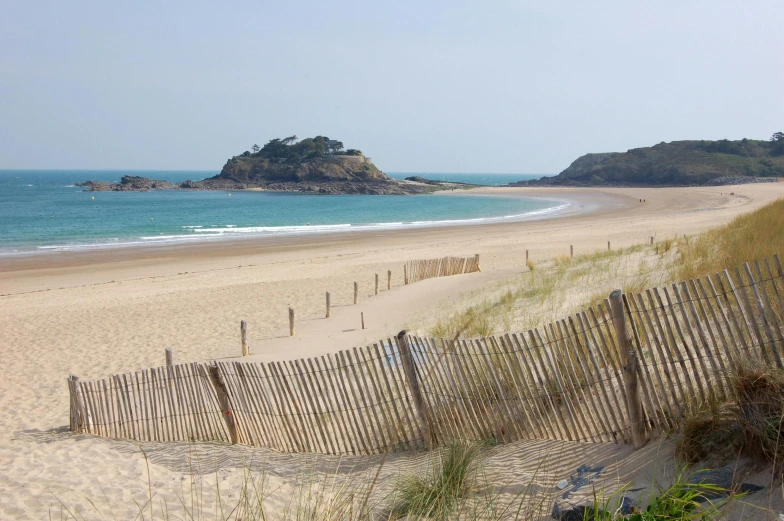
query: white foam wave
3 199 572 257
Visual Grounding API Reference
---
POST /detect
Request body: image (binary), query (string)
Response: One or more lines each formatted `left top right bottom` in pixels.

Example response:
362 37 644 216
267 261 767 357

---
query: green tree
251 144 259 154
771 132 784 142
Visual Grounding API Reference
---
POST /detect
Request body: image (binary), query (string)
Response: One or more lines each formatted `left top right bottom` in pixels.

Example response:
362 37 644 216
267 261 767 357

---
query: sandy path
0 184 782 519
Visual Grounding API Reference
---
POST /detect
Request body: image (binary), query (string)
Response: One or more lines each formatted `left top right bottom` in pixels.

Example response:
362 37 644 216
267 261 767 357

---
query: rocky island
511 134 784 187
78 136 469 195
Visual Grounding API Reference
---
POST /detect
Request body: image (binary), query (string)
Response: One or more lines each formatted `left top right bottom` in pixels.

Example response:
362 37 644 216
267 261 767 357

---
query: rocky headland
510 135 784 187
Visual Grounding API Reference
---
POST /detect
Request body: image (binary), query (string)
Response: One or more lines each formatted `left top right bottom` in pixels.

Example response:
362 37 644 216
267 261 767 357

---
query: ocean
0 170 558 256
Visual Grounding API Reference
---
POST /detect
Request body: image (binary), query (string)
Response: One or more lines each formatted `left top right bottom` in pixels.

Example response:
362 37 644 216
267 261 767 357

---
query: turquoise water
0 170 560 256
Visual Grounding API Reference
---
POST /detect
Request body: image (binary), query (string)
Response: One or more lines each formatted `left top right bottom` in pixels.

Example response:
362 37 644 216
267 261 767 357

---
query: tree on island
252 144 260 154
771 132 784 156
247 136 362 163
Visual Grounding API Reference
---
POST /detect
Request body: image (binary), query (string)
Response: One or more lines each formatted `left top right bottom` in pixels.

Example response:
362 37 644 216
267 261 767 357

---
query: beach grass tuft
389 440 481 520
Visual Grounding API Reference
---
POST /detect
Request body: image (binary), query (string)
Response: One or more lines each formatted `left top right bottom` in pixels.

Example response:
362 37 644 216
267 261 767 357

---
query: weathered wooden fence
404 255 481 285
68 256 784 454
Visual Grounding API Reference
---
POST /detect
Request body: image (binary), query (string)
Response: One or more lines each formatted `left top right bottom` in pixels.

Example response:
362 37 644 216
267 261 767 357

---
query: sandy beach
2 184 784 519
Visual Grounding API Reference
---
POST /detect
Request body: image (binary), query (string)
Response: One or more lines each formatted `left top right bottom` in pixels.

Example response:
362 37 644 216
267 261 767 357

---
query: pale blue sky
1 0 782 173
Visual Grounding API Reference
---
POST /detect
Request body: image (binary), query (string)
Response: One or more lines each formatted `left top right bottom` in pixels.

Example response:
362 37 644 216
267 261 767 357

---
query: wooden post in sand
288 308 295 336
609 289 647 449
397 330 432 449
404 265 408 285
388 270 392 290
354 282 359 304
475 253 482 272
241 321 249 356
526 249 529 263
361 312 365 329
650 236 654 245
608 241 611 251
375 273 379 295
326 292 331 318
570 245 574 257
165 348 173 367
68 375 87 433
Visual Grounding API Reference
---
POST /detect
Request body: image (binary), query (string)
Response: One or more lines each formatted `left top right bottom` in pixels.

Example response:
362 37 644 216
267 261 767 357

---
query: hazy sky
1 1 782 173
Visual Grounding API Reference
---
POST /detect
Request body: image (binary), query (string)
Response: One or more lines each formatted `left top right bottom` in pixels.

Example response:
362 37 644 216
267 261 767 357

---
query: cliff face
515 139 784 186
214 155 389 184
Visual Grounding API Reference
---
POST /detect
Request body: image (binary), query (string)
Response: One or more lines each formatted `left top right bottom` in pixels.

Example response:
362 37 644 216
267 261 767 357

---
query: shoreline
2 185 781 297
0 187 596 273
0 190 572 262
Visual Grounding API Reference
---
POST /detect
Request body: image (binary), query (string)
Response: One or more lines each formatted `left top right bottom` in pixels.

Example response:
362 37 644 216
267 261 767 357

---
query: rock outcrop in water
510 136 784 187
78 136 460 195
77 176 177 192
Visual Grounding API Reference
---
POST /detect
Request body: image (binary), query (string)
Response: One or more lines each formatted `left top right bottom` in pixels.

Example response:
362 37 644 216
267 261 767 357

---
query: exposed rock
76 176 177 192
403 176 479 187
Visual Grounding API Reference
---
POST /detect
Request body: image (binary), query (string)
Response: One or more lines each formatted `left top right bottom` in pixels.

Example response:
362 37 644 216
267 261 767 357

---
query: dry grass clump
675 399 742 465
655 237 675 256
732 362 784 466
676 362 784 468
676 198 784 281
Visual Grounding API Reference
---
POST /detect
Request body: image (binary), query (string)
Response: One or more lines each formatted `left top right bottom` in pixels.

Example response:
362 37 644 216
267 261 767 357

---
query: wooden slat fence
405 255 481 285
69 255 784 454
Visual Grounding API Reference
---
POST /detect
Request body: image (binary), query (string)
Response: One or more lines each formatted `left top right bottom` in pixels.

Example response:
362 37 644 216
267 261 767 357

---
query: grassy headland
516 135 784 186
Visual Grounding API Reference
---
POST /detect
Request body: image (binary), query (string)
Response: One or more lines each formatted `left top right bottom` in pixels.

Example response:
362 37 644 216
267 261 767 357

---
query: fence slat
500 334 547 439
730 267 770 365
311 356 352 454
629 293 681 422
750 261 783 367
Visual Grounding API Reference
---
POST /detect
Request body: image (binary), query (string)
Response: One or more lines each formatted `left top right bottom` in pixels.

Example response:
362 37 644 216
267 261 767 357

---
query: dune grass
420 198 784 342
675 199 784 281
421 243 670 340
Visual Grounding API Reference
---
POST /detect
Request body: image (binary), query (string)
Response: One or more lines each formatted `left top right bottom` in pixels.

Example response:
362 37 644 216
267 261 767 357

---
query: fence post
354 282 359 304
475 253 481 272
289 308 295 336
609 289 647 449
326 292 331 318
241 320 249 356
526 249 529 263
165 348 173 367
397 330 432 449
375 273 379 295
404 265 408 285
608 241 611 251
650 236 654 245
208 364 239 444
68 375 87 433
570 245 574 257
361 312 365 329
388 269 392 290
